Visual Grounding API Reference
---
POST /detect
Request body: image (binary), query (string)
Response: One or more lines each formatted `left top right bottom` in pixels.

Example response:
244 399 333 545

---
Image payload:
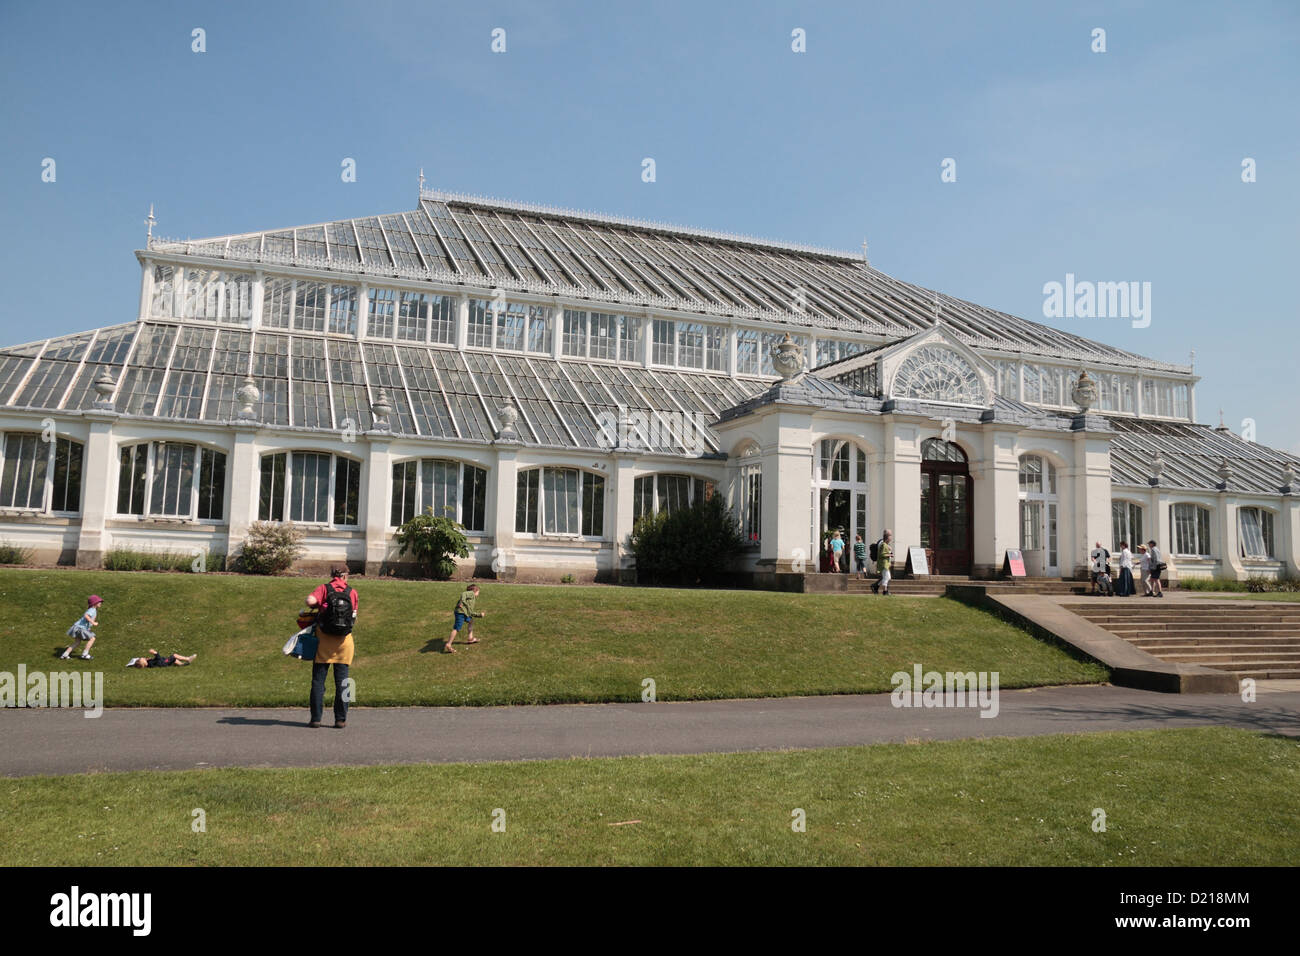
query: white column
1218 493 1243 579
552 303 564 360
642 312 654 369
763 410 813 572
974 427 1019 577
881 420 922 570
456 295 469 350
138 260 153 321
361 434 392 575
250 271 264 331
225 425 260 559
611 453 637 580
489 444 519 580
356 282 369 341
726 324 737 378
75 413 118 568
1281 495 1299 578
1070 430 1113 577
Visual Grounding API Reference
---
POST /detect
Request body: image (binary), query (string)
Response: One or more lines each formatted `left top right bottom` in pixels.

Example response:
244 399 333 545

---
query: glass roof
0 321 767 455
1109 418 1300 495
149 192 1190 375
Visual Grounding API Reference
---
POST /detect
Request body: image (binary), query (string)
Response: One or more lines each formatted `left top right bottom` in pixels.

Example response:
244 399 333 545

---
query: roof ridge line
420 187 863 261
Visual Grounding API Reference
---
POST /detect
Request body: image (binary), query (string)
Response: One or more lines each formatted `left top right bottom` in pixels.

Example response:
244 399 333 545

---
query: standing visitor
1146 541 1166 597
307 565 357 729
1088 542 1110 595
1116 542 1135 596
830 531 845 573
1137 544 1153 596
872 530 893 595
852 534 868 580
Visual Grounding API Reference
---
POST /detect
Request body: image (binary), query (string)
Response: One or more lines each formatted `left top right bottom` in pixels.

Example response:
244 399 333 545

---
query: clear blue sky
2 1 1296 451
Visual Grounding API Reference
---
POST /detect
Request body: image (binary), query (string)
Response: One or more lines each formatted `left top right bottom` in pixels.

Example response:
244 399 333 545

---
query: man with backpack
307 565 358 729
870 530 893 595
1089 542 1111 596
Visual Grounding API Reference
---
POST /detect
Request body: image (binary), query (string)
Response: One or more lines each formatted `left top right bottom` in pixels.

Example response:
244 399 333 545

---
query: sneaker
308 721 322 728
59 650 70 659
871 583 879 594
80 654 92 660
334 720 347 729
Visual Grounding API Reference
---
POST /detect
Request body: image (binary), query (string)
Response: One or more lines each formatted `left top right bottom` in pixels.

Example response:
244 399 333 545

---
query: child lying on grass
126 650 197 668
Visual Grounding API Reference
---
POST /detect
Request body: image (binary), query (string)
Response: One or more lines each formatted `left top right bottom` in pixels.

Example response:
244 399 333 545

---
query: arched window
258 451 359 527
1238 507 1275 559
1018 454 1059 572
813 439 870 567
0 432 83 514
390 458 487 531
517 467 606 537
921 438 967 463
632 473 714 523
1171 503 1212 556
117 440 225 520
893 346 984 405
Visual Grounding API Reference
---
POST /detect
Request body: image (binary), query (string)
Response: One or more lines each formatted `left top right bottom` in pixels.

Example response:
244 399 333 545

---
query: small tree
395 508 469 579
238 521 306 575
629 493 745 586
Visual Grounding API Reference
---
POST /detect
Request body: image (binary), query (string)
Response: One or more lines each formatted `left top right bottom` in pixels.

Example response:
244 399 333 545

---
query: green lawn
1 728 1294 866
0 568 1105 707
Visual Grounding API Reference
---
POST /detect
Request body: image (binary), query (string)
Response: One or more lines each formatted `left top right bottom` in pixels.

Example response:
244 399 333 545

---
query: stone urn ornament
1071 369 1097 412
1282 462 1296 494
92 370 117 409
371 389 393 431
1217 457 1234 489
236 376 260 420
769 333 805 381
496 402 519 441
1148 449 1164 487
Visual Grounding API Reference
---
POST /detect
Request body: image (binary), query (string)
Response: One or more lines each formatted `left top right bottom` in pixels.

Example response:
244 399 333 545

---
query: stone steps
1063 601 1300 680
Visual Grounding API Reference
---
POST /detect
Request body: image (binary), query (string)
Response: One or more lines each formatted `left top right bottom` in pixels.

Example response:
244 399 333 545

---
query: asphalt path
3 684 1298 776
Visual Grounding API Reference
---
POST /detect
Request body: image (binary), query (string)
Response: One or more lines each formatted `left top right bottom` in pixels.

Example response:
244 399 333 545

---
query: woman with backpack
307 565 358 729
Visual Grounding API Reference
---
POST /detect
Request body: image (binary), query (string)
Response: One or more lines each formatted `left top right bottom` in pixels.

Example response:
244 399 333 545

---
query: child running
446 583 485 653
60 595 103 660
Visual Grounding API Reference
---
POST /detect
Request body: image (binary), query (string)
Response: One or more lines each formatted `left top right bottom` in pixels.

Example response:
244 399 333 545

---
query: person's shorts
453 612 475 631
855 558 866 571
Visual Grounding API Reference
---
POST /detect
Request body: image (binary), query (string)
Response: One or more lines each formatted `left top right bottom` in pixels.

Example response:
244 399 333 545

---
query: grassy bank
0 568 1106 707
1 728 1294 866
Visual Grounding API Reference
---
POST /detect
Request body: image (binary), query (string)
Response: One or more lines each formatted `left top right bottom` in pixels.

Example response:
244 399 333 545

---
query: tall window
1018 455 1058 570
739 455 762 544
1171 503 1212 556
258 452 360 526
1112 501 1144 551
390 458 487 531
116 441 225 520
652 319 674 365
398 290 455 343
1238 507 1275 559
564 310 639 361
151 264 176 317
367 287 396 339
632 473 713 523
466 298 493 348
736 329 760 375
183 269 253 323
515 467 604 537
0 434 83 513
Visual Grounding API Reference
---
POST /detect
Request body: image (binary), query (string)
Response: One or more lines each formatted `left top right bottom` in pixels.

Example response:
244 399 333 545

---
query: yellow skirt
314 630 354 665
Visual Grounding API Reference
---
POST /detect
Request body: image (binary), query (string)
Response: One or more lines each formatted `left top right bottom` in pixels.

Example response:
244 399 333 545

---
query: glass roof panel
326 222 360 263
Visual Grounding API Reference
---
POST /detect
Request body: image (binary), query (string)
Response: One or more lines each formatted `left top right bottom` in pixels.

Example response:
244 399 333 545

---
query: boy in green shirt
852 534 868 579
446 584 485 653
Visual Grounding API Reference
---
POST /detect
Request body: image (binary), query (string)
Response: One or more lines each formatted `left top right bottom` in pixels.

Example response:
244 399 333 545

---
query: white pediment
880 325 995 407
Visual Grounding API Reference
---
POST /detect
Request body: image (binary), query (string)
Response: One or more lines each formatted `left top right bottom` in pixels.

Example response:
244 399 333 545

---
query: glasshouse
1 186 1296 582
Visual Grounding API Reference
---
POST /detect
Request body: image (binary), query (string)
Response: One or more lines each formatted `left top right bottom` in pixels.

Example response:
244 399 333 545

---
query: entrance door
920 439 973 575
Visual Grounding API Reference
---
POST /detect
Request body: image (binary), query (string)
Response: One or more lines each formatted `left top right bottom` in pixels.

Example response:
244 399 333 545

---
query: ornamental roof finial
145 204 156 243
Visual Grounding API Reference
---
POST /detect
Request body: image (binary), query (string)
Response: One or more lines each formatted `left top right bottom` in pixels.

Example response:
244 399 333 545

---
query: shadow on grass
419 637 453 654
1017 696 1300 735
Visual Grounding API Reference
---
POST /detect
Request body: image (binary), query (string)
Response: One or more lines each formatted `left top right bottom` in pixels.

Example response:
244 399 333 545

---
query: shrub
238 522 306 575
0 541 33 565
395 508 469 579
103 547 214 573
630 493 745 586
1180 574 1300 594
561 573 576 584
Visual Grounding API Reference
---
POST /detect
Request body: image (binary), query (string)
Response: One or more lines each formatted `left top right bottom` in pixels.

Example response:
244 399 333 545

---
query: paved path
4 684 1298 776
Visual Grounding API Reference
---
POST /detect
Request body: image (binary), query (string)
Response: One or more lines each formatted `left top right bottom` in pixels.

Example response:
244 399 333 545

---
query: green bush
630 493 745 586
560 573 576 584
0 541 33 565
237 522 306 575
395 508 469 579
102 547 216 573
1180 574 1300 593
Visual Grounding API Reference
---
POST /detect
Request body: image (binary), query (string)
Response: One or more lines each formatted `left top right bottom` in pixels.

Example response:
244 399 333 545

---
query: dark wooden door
920 464 973 575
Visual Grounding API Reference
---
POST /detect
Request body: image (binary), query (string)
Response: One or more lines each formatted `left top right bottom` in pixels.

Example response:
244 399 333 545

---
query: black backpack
318 583 355 636
869 539 881 562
